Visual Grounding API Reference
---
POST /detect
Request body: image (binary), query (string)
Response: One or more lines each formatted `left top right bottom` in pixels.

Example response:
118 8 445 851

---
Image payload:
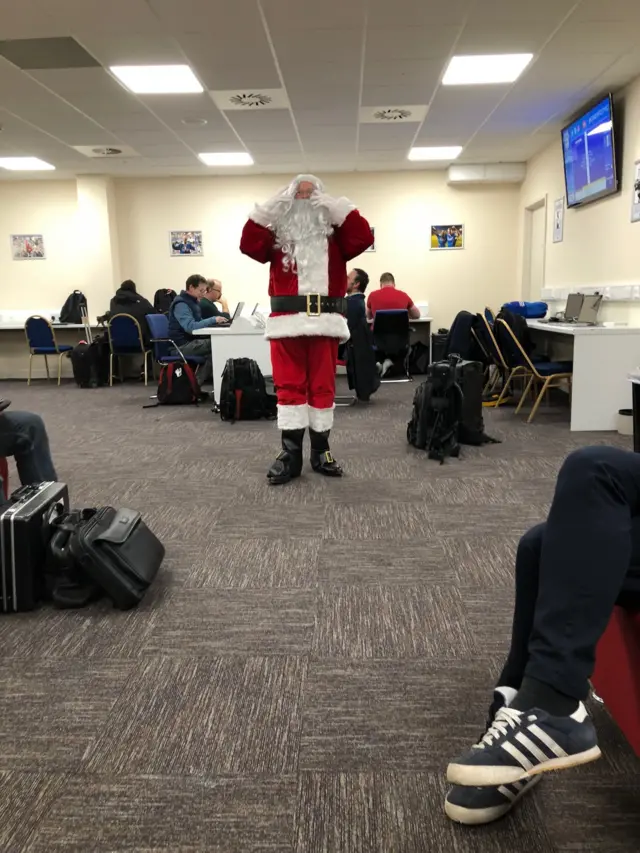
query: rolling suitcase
70 335 110 388
0 482 69 612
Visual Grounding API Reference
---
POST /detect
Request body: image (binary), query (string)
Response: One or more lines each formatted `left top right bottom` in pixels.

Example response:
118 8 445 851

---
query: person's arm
408 301 421 320
240 200 279 264
173 302 221 333
314 194 374 261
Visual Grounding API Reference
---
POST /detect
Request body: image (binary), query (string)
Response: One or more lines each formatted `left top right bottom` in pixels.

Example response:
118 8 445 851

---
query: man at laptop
167 274 228 385
200 279 232 321
366 272 421 322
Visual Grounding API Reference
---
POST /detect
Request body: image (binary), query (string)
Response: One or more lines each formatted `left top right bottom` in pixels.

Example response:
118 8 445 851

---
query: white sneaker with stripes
447 702 601 787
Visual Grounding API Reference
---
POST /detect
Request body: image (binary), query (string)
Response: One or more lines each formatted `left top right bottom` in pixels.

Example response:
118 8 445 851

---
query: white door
523 202 546 301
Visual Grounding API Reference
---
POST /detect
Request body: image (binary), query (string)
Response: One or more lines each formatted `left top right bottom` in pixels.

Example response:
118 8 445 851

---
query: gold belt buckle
306 293 321 316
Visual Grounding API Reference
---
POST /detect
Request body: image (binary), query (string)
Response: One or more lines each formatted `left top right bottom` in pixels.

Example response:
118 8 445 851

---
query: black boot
267 429 305 486
309 429 343 477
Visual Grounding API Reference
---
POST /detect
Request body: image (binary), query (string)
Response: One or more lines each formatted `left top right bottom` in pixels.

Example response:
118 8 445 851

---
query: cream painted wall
0 170 520 329
0 180 79 314
517 74 640 323
116 172 520 328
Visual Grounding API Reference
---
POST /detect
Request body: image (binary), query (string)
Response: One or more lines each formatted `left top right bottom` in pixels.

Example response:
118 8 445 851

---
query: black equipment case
0 482 69 612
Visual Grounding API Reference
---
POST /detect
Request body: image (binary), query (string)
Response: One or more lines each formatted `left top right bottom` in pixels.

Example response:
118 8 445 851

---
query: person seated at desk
0 406 58 501
366 272 421 322
104 280 157 343
445 446 640 826
167 274 228 385
345 267 369 328
200 279 232 321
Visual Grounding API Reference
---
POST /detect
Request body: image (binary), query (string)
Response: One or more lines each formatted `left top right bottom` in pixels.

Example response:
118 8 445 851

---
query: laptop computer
222 301 244 326
576 294 602 325
564 292 583 322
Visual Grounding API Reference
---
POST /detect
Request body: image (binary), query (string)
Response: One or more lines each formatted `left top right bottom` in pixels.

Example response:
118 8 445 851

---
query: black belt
270 295 347 316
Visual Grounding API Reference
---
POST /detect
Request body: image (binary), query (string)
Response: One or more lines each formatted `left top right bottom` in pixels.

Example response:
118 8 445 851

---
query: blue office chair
25 315 73 386
145 313 206 370
107 313 153 386
372 309 412 382
484 306 496 326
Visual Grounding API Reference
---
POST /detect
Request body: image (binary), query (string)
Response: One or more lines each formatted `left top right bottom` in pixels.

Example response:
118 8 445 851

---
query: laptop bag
60 506 164 610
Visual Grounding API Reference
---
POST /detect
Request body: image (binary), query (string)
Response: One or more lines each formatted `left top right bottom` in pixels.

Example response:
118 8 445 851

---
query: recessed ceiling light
198 152 253 166
442 54 533 86
110 65 203 94
0 157 55 171
408 146 462 161
181 118 208 127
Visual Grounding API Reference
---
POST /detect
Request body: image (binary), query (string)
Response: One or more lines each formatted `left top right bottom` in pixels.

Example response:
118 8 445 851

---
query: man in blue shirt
167 274 228 384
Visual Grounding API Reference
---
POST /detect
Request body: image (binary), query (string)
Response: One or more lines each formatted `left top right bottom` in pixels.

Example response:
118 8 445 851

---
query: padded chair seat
32 345 73 354
159 354 206 365
533 360 573 376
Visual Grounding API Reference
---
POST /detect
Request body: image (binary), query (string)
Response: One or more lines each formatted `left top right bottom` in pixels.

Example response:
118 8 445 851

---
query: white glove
311 192 355 226
249 186 291 227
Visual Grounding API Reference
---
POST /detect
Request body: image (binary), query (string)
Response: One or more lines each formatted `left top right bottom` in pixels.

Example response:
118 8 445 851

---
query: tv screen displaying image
562 95 618 208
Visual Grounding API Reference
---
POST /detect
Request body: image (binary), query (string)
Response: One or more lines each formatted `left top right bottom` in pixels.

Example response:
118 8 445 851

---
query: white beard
274 200 333 294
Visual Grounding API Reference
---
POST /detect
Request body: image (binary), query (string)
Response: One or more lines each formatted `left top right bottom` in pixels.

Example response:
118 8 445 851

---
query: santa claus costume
240 174 374 485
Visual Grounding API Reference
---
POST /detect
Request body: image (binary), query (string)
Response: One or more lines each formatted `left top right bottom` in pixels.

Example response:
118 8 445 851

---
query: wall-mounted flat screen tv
562 94 618 208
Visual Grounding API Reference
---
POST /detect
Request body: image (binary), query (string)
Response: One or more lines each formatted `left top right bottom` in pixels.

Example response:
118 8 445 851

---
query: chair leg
516 375 535 414
144 352 149 387
109 353 114 387
495 368 518 407
528 376 552 423
44 354 50 380
28 353 33 386
57 353 63 386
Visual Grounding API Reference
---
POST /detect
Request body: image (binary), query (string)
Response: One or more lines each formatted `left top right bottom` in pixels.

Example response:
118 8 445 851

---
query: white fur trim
277 404 308 430
308 405 335 432
249 205 274 228
328 197 356 227
266 312 350 342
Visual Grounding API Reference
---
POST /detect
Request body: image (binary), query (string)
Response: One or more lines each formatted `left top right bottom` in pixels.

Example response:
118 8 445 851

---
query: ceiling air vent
210 88 290 111
72 144 140 159
373 108 412 121
229 92 272 108
359 105 428 124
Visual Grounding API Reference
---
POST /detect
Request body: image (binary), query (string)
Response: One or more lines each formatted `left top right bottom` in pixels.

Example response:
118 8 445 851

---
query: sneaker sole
445 776 541 826
447 745 601 787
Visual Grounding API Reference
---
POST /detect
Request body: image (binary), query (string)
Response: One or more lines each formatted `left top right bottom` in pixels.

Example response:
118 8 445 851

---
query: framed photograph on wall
170 230 203 256
10 234 45 260
365 226 376 252
430 224 464 250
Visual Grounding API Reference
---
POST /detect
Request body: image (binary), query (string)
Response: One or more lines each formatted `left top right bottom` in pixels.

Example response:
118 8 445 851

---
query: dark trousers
176 339 213 384
498 446 640 701
0 411 58 485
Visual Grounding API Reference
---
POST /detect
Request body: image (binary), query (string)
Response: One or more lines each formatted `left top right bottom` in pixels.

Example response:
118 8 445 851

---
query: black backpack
60 290 88 324
219 359 277 422
69 334 110 388
154 289 177 314
407 356 463 463
156 362 200 405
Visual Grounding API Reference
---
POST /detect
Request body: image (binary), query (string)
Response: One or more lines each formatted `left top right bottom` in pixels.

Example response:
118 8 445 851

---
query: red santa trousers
270 336 338 431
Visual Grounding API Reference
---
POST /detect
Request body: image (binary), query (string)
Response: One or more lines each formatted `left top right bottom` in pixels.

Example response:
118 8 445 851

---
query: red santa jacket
240 208 373 341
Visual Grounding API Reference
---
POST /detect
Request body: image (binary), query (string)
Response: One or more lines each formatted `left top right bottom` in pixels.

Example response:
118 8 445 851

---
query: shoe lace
473 707 523 750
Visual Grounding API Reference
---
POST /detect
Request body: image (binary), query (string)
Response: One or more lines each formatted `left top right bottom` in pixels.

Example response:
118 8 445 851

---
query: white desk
192 318 271 405
527 320 640 431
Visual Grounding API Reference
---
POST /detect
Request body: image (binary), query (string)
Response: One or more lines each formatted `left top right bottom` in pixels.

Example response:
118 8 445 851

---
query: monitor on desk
564 293 583 321
229 302 244 324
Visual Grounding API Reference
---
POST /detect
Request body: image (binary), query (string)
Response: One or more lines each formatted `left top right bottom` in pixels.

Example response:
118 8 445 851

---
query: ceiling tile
261 0 366 30
363 59 444 89
35 0 165 34
0 37 100 70
456 21 555 54
365 26 461 60
76 35 185 66
362 84 439 107
358 122 416 152
226 110 298 142
177 28 280 91
368 0 472 27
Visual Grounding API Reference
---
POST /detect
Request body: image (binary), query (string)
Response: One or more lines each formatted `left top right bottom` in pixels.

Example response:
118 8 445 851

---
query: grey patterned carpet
0 378 638 852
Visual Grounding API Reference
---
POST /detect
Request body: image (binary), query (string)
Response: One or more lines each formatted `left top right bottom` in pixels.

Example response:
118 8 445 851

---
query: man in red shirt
367 272 421 376
366 272 421 321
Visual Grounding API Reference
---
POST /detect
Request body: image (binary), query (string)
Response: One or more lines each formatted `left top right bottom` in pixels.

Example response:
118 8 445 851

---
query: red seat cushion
593 606 640 756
